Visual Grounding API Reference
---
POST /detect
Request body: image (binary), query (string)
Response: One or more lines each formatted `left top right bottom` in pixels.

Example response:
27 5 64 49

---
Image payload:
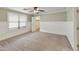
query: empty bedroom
0 7 77 51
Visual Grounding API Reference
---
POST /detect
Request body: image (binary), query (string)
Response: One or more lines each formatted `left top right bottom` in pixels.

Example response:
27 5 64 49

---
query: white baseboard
40 29 66 35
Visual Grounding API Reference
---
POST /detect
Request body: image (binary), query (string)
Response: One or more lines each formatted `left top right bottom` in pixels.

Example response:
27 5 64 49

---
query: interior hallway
0 32 72 51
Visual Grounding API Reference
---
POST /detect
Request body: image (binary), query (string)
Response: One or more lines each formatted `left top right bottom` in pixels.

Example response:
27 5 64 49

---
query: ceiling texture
7 7 66 15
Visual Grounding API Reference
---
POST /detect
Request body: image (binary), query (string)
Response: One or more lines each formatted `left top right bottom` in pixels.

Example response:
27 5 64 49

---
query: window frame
8 12 27 30
19 14 27 28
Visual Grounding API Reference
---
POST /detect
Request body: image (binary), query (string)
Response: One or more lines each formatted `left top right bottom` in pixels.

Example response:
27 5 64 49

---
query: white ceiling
7 7 66 15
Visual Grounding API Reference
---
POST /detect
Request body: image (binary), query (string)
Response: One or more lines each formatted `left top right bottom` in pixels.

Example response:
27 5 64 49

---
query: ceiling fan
23 7 45 14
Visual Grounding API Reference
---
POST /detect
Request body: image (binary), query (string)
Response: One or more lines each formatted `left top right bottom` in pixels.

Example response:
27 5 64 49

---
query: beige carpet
0 32 72 51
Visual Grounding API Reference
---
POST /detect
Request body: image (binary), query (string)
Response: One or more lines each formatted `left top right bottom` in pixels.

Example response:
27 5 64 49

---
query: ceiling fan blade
38 10 45 12
23 8 31 10
29 10 34 12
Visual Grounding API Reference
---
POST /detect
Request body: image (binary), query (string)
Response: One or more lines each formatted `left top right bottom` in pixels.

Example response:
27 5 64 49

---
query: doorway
32 16 40 32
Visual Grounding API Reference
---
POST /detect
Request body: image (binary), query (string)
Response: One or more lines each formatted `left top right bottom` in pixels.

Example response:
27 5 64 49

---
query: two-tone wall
40 8 77 50
40 12 67 35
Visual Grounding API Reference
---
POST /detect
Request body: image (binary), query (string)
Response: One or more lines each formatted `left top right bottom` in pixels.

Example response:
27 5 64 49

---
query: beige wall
40 12 67 22
0 8 7 21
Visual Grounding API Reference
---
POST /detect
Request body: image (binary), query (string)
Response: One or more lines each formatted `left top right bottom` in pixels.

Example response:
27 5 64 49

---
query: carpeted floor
0 32 72 51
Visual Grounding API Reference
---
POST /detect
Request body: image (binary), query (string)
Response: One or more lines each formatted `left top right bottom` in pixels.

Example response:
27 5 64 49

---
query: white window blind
8 12 18 29
19 14 27 27
8 12 27 29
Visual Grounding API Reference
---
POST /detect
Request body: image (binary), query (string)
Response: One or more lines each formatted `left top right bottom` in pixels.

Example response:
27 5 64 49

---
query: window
8 12 18 29
8 12 27 29
19 14 27 27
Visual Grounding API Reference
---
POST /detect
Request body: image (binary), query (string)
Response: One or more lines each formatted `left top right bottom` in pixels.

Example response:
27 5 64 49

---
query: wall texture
40 22 67 35
40 12 67 35
40 12 67 22
0 8 7 21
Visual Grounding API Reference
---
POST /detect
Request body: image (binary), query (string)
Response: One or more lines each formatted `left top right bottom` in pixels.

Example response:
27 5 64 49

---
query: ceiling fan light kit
23 7 45 14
